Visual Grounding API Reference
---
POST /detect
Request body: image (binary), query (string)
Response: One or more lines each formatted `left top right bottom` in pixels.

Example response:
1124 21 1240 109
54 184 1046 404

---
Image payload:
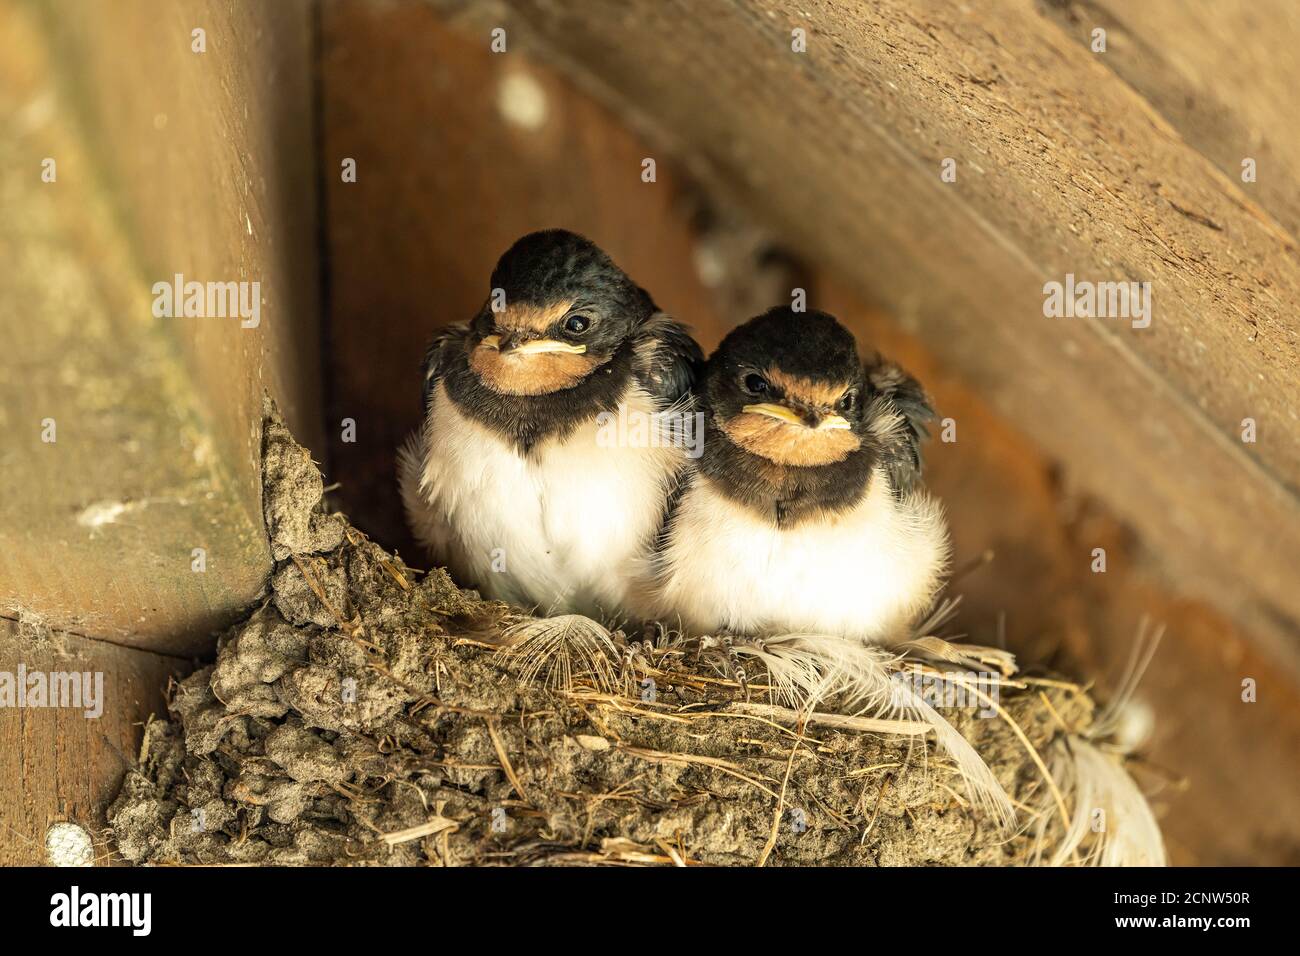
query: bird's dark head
704 307 868 467
467 230 653 396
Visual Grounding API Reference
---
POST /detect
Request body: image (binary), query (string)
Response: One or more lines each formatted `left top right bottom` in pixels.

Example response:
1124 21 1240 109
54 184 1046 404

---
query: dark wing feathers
631 311 704 409
421 323 471 411
866 358 936 496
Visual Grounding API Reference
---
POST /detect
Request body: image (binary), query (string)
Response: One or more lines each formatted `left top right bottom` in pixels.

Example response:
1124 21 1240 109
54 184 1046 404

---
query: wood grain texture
427 0 1300 678
0 0 322 654
0 621 189 866
1041 0 1300 239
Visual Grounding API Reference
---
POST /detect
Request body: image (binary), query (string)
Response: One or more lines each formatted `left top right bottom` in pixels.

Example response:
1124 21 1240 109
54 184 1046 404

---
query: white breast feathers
399 382 689 618
643 469 949 643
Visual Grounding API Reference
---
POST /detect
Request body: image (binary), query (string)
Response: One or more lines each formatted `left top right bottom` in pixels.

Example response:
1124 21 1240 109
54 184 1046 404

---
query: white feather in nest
903 635 1019 677
496 614 620 693
730 632 1018 831
1034 736 1167 867
1033 619 1167 866
911 593 965 638
1091 619 1164 745
903 595 1019 676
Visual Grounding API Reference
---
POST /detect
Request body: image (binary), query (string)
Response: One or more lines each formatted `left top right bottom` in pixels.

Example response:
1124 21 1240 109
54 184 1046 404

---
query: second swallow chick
642 306 950 644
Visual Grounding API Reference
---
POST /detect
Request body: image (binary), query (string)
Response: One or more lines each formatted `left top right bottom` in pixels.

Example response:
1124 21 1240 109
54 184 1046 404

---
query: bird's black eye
838 390 857 414
743 373 769 396
564 314 590 334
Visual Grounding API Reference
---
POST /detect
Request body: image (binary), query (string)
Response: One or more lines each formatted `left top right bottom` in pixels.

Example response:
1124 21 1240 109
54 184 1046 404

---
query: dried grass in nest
105 404 1164 867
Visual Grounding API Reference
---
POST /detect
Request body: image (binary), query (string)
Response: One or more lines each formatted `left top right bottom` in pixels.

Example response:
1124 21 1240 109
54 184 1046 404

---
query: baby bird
640 306 949 643
399 229 702 617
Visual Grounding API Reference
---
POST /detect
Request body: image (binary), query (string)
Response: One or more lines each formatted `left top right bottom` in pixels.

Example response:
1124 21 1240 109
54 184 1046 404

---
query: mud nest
107 403 1133 867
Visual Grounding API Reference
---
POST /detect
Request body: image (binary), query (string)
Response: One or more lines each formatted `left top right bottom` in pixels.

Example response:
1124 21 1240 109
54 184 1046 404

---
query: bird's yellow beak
743 403 803 425
480 335 586 355
742 403 851 431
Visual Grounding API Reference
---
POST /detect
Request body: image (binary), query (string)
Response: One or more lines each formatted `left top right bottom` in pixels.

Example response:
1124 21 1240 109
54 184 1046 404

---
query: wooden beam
0 0 322 654
1042 0 1300 239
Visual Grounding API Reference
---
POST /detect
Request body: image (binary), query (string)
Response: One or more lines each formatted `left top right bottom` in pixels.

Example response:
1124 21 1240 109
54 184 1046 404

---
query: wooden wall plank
0 0 322 654
1042 0 1300 239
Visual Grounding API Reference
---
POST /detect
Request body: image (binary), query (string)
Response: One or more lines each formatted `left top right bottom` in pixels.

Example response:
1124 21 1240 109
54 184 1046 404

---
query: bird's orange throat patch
721 411 861 466
469 299 598 395
469 343 598 395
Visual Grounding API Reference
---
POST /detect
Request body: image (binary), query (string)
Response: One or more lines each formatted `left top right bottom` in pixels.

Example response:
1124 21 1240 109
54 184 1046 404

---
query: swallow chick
641 306 949 644
399 229 702 618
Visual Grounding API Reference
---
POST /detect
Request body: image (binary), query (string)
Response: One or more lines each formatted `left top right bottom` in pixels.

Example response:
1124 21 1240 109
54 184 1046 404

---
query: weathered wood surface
428 0 1300 677
1042 0 1300 240
0 620 189 865
0 0 322 654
